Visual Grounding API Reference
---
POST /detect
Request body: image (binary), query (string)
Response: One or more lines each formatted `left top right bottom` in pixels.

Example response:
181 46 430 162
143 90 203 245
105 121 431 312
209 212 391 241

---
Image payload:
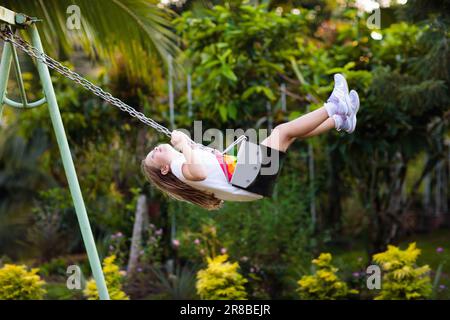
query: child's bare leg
261 107 329 152
260 73 360 152
301 118 335 138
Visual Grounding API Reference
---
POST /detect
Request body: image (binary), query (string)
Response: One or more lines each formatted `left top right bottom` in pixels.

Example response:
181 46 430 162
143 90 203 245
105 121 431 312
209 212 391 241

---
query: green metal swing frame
0 6 109 300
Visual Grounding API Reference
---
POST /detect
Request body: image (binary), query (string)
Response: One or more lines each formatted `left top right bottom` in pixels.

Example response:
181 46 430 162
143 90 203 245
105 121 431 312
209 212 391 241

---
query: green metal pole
10 44 28 107
28 24 110 300
0 42 13 120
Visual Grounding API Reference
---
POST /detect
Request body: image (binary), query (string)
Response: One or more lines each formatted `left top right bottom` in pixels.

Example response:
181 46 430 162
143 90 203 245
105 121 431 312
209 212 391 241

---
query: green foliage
1 0 449 301
297 253 358 300
0 126 53 258
140 223 164 266
5 0 180 79
329 8 450 250
179 222 222 261
44 282 84 300
196 254 248 300
176 170 317 299
83 255 129 300
38 257 69 278
149 264 198 300
24 188 78 262
0 264 46 300
373 243 432 300
120 222 165 300
174 3 311 125
0 69 144 258
106 231 129 267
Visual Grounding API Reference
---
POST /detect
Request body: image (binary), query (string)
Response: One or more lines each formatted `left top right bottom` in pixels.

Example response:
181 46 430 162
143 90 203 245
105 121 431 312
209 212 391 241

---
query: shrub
297 253 358 300
39 257 69 277
372 242 432 300
196 254 248 300
83 255 129 300
149 263 198 300
0 264 46 300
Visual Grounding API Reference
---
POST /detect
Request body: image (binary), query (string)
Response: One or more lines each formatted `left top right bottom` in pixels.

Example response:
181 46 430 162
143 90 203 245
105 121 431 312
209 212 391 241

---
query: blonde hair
141 160 223 211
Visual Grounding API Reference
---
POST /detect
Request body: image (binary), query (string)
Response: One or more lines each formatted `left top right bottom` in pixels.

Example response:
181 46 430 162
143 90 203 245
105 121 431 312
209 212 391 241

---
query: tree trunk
422 153 432 231
127 194 147 275
327 139 342 235
369 154 406 255
308 142 316 231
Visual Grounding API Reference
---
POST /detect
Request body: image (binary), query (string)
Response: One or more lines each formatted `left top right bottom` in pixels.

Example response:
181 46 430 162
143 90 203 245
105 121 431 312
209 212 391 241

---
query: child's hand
171 130 191 151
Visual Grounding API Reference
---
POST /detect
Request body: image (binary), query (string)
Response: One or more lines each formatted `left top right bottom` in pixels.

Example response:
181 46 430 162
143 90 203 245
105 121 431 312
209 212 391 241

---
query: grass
44 282 84 300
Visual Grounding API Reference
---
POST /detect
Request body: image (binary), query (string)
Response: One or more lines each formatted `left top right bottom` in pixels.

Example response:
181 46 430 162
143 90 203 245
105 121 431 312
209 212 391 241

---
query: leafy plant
297 253 358 300
372 243 432 300
179 222 223 263
83 255 129 300
39 257 70 278
149 263 198 300
196 254 248 300
174 3 310 125
0 264 46 300
23 188 76 262
140 223 164 266
106 231 129 267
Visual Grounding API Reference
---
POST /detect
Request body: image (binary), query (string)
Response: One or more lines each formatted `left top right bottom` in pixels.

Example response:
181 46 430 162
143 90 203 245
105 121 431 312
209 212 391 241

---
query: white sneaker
333 90 360 133
343 90 360 133
326 74 352 116
332 114 345 132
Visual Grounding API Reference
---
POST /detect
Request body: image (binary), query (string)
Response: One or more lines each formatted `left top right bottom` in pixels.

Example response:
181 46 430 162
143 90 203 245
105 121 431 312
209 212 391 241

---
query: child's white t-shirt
170 149 263 202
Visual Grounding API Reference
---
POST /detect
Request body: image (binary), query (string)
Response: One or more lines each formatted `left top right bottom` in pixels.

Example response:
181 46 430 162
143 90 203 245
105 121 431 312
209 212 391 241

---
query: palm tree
2 0 181 78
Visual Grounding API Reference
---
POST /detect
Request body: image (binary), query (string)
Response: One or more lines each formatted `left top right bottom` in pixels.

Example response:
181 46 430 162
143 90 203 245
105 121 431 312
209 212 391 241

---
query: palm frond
3 0 182 78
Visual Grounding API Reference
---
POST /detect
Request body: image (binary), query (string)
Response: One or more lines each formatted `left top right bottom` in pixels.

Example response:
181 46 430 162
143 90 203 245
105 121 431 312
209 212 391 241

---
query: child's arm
171 131 207 181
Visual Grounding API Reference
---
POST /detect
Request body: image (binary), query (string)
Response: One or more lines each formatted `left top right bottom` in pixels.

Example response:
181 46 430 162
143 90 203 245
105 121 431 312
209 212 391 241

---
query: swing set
0 6 259 300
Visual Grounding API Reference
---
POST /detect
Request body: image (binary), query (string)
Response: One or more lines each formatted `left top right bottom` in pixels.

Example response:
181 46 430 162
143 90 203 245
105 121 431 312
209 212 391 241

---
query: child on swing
141 74 359 210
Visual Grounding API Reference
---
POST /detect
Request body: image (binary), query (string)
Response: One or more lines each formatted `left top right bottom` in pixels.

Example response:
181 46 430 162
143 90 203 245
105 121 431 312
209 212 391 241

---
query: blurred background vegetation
0 0 448 299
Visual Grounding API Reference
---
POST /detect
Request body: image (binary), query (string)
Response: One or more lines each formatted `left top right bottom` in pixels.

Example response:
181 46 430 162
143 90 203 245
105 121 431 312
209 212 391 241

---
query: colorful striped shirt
215 153 237 182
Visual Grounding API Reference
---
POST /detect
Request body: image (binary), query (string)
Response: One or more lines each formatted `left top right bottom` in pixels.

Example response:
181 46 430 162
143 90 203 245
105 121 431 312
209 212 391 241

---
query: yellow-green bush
373 242 432 300
83 255 129 300
196 254 248 300
0 264 46 300
297 253 358 300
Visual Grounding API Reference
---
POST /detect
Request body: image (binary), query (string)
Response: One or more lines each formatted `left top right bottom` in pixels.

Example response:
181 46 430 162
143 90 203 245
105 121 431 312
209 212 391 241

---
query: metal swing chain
0 27 176 138
1 27 234 155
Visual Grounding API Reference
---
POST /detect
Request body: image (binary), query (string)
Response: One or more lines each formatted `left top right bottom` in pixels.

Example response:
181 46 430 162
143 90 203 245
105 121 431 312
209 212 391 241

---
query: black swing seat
230 140 286 197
